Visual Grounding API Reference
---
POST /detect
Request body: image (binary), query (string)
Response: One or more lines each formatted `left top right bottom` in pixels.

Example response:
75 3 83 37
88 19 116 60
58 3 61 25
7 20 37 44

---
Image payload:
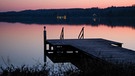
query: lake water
0 21 135 68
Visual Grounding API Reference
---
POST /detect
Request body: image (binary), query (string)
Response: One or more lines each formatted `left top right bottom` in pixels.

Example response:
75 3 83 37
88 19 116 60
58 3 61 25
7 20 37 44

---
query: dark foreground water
0 21 135 71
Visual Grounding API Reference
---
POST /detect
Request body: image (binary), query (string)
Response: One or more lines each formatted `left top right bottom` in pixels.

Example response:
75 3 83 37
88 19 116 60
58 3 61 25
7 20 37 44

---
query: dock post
44 26 47 62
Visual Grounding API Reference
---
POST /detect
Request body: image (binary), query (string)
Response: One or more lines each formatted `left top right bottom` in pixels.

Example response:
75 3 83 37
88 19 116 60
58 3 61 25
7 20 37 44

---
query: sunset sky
0 0 135 12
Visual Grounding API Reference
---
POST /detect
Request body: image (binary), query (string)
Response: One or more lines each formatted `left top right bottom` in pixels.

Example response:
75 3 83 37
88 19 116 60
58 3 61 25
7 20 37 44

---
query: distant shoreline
0 6 135 28
0 6 135 17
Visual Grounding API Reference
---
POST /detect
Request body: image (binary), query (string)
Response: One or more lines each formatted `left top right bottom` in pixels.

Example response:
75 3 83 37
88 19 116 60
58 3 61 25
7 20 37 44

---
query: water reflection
1 17 135 29
0 21 135 69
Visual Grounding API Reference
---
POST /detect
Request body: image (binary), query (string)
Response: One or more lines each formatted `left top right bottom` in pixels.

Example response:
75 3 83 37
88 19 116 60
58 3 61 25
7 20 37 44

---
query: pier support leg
44 26 47 62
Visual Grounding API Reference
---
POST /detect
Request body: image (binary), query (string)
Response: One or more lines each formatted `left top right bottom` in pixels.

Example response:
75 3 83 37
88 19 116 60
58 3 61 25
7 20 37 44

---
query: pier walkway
46 38 135 64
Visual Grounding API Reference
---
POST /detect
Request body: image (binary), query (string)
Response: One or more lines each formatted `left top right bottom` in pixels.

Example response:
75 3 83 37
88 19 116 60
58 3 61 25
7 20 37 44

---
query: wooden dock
45 38 135 64
44 27 135 66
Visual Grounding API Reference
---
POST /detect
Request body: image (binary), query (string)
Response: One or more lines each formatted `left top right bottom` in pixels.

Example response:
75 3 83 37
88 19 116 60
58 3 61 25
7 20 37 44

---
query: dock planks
47 38 135 64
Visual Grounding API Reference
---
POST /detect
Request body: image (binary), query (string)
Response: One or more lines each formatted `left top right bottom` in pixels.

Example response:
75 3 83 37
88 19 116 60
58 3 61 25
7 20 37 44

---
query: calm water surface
0 22 135 67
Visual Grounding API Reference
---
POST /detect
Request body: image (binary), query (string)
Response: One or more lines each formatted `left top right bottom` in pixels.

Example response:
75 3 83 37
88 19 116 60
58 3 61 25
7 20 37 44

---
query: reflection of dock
44 26 135 70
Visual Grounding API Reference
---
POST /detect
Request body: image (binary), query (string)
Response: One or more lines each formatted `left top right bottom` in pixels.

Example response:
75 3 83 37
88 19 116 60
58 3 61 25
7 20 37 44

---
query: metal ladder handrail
78 27 84 39
60 27 64 39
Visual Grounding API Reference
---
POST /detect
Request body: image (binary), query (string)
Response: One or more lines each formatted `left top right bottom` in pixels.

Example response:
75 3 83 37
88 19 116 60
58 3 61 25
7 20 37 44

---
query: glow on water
0 22 135 67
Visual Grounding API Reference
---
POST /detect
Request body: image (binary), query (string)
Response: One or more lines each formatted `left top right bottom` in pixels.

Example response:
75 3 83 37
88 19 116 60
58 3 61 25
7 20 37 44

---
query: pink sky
0 0 135 12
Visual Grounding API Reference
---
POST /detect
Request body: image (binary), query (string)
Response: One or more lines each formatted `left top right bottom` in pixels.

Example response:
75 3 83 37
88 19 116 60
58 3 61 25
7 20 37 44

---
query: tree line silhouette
0 6 135 18
0 6 135 28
